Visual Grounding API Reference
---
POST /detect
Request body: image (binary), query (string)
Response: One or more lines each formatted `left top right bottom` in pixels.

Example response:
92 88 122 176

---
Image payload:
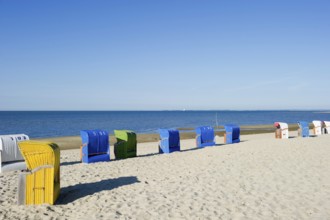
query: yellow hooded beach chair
17 141 60 205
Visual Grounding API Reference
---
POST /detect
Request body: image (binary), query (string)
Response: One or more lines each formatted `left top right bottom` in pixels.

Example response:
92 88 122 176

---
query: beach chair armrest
21 165 54 174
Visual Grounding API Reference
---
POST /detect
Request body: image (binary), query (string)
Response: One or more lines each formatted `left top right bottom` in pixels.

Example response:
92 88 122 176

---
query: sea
0 111 329 138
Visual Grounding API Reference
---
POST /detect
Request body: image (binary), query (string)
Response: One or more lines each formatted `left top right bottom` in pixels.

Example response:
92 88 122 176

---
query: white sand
1 132 330 219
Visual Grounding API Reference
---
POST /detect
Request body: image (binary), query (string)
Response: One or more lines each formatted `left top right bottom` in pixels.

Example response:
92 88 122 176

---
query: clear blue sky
1 0 329 110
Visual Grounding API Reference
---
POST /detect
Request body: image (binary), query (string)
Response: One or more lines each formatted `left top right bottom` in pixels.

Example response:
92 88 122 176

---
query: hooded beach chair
298 121 309 137
274 122 289 139
158 129 180 154
17 141 60 205
80 130 110 163
195 126 215 148
224 124 240 144
323 121 330 134
0 134 29 173
114 130 137 159
312 120 322 136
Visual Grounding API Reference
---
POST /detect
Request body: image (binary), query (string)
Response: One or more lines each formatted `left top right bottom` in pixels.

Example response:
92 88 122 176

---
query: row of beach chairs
274 120 330 139
0 125 239 205
1 121 328 205
80 124 240 163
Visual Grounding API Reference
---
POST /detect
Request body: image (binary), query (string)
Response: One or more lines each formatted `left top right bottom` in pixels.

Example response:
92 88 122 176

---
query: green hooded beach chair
114 130 137 159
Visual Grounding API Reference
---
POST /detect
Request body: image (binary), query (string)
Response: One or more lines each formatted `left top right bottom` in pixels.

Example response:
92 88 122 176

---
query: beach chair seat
323 121 330 134
195 126 215 148
0 134 29 173
80 130 110 164
158 129 180 154
224 124 240 144
114 130 137 159
17 141 60 205
312 120 322 136
274 122 289 139
298 121 309 137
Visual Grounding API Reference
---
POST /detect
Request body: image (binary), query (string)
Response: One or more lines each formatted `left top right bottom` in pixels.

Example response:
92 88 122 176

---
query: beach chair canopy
195 126 215 148
274 122 288 130
80 130 110 163
224 124 240 144
114 130 137 159
158 129 180 154
17 141 60 205
0 134 29 173
312 120 322 135
298 121 309 128
274 122 289 139
298 121 309 137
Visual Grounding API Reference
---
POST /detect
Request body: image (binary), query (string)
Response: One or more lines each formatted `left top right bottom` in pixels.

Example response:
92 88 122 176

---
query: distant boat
182 109 186 111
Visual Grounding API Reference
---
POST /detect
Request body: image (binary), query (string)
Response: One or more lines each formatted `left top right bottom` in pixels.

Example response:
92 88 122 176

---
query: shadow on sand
61 160 81 166
309 135 318 138
180 147 203 152
219 140 247 145
61 140 246 165
56 176 139 204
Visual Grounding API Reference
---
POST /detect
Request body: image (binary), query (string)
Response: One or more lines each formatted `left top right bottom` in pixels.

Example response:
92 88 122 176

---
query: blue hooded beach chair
195 126 215 148
158 129 180 154
80 130 110 163
224 124 240 144
298 121 309 137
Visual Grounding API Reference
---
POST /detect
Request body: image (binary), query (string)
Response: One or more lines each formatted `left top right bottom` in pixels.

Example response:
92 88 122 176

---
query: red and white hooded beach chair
274 122 289 139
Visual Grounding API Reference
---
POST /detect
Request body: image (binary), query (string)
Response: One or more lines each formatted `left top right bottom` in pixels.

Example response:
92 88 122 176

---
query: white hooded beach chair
312 120 322 136
0 134 29 173
274 122 289 139
323 121 330 134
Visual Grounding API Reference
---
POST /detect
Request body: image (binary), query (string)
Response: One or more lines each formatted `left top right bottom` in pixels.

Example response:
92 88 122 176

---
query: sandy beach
1 131 330 219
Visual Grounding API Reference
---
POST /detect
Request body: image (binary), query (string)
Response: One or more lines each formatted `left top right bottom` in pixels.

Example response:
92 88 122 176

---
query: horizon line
0 109 329 112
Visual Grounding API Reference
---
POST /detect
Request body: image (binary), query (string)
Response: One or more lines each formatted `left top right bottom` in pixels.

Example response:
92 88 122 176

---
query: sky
0 0 329 110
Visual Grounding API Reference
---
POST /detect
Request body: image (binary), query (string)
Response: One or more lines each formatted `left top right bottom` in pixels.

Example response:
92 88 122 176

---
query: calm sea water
0 111 329 138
